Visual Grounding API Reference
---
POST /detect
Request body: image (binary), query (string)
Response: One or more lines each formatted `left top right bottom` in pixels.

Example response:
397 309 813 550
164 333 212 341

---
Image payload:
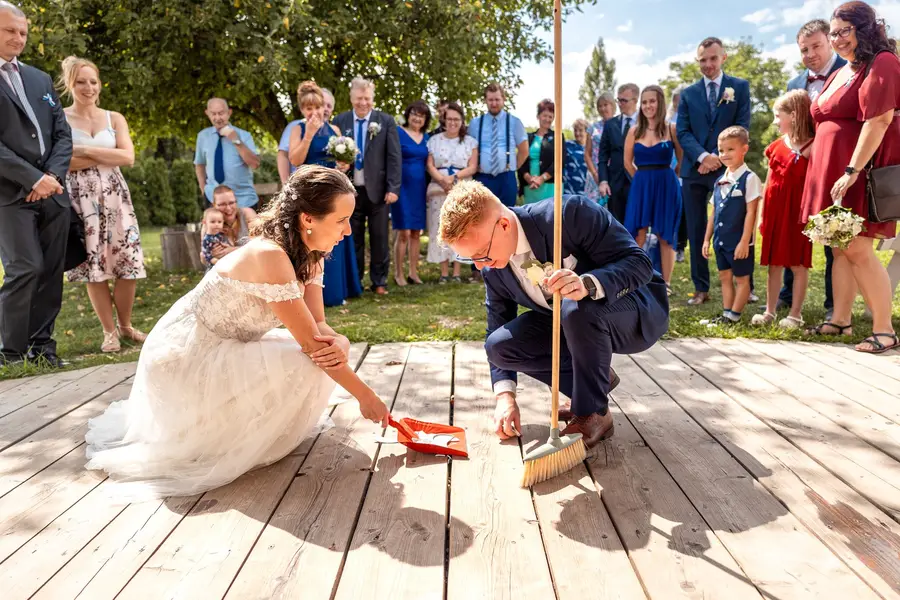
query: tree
660 39 788 176
579 37 616 122
21 0 595 150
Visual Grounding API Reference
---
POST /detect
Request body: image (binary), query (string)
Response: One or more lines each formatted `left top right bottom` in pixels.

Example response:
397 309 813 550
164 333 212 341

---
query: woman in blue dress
289 81 362 306
622 85 683 290
392 101 430 287
563 119 600 201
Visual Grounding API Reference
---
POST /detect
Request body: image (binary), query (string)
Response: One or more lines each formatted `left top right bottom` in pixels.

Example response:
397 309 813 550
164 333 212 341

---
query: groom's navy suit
779 56 846 313
482 196 669 417
677 73 751 293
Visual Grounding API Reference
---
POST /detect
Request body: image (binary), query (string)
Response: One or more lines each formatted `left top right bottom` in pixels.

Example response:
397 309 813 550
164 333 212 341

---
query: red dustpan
388 416 468 458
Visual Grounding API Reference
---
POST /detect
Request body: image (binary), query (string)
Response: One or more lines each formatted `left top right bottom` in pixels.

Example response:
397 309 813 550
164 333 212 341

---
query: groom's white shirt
492 213 602 396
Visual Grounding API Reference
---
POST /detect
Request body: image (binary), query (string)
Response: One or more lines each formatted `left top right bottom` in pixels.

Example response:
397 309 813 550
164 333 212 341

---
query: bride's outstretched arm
260 251 389 426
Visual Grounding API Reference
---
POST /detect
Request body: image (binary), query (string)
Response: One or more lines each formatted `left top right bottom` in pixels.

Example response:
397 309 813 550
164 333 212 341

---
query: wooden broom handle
551 0 563 430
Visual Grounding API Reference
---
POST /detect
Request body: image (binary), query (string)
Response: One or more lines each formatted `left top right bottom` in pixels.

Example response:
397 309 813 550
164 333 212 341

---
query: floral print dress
66 111 146 282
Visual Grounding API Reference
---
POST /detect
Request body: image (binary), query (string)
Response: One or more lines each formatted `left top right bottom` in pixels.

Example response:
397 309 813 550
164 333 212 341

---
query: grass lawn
1 226 898 380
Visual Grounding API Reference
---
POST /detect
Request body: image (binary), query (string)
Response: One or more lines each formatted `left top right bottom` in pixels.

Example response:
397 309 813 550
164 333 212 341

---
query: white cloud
513 38 694 127
774 34 787 44
742 8 776 26
616 20 634 33
782 0 838 26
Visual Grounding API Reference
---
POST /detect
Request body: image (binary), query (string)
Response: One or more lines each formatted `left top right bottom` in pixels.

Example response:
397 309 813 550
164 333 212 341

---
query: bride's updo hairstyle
251 164 355 282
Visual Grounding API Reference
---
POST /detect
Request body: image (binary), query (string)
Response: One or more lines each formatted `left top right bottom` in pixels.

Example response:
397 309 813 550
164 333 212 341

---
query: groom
439 181 669 446
677 37 751 306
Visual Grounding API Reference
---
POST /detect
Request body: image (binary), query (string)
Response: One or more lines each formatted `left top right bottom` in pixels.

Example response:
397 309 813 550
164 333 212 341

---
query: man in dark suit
597 83 639 224
334 77 402 295
677 37 751 305
775 19 846 320
440 181 669 447
0 2 72 367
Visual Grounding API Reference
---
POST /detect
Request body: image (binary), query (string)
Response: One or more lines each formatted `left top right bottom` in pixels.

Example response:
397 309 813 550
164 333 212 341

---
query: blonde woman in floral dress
61 56 146 353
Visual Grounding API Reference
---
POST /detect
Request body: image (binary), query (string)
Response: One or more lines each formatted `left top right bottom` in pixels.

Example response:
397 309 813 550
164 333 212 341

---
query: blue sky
512 0 900 126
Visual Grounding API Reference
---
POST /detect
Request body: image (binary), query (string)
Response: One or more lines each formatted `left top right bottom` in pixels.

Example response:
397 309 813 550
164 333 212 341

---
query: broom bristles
521 438 586 487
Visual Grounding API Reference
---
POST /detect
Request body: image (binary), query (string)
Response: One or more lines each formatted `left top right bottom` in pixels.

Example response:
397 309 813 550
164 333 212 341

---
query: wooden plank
0 445 105 564
333 343 452 600
514 375 650 600
32 495 200 600
445 342 555 600
0 367 98 419
615 352 881 599
224 343 410 600
0 377 31 396
0 362 136 451
783 341 900 421
731 339 900 464
815 342 900 385
683 338 900 520
0 381 131 499
656 340 900 599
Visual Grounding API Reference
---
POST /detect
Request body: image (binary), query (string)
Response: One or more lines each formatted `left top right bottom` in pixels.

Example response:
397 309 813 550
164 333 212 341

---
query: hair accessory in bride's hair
290 193 297 200
283 222 290 230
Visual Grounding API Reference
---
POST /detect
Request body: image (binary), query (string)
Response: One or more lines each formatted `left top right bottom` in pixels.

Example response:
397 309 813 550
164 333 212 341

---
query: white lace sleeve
238 280 305 303
306 260 325 288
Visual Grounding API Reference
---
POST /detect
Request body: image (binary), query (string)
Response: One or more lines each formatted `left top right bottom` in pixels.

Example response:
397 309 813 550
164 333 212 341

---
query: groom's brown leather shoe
561 411 614 448
558 367 619 421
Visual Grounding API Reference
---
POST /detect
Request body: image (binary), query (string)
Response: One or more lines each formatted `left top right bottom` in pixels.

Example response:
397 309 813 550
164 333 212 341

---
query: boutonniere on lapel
41 93 56 107
718 87 735 105
368 121 381 140
522 259 554 289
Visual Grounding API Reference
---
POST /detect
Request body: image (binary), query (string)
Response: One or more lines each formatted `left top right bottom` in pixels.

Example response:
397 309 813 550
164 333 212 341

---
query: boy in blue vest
701 126 760 325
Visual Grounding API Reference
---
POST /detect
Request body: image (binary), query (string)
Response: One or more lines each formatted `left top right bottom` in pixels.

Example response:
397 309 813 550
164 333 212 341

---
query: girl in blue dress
289 81 362 306
392 101 430 287
623 85 683 290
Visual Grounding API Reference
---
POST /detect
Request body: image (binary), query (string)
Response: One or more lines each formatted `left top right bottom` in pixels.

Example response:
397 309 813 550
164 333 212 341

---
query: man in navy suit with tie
439 181 669 447
677 37 751 305
597 83 640 224
775 19 846 320
0 2 72 367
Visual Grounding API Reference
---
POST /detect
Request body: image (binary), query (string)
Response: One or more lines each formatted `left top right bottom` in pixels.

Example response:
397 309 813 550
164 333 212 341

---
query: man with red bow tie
775 19 847 318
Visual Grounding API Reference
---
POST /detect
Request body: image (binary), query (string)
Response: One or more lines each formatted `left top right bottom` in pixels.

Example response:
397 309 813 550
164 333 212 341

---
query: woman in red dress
800 1 900 353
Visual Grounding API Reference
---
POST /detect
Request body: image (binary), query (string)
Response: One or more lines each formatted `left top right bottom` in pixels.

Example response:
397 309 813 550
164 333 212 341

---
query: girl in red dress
800 1 900 353
754 90 815 329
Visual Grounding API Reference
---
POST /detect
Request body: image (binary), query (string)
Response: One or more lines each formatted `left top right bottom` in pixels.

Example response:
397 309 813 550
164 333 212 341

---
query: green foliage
255 150 281 185
579 37 617 122
170 159 203 224
21 0 595 151
661 40 788 176
143 158 177 226
121 162 152 227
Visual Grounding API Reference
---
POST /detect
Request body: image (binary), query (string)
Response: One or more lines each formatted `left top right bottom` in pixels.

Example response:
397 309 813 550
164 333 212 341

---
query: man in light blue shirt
468 83 528 207
194 98 260 209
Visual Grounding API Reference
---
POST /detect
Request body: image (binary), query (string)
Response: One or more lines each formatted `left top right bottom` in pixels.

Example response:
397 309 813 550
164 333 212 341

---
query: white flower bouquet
803 205 866 249
325 136 359 164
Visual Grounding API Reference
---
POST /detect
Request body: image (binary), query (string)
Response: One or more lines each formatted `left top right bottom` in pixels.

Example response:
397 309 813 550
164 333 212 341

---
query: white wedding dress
85 266 336 499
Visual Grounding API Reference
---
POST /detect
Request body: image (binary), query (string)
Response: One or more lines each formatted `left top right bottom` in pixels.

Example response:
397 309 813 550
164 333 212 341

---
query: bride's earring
306 228 312 235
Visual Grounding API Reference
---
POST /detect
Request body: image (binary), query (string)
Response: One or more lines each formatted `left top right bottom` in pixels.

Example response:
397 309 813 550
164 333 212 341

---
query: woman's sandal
751 312 775 326
856 332 900 354
778 315 804 330
805 321 853 337
118 326 147 344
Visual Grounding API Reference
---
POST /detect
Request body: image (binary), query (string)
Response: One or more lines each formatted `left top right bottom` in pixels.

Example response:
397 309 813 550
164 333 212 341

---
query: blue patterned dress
298 121 362 307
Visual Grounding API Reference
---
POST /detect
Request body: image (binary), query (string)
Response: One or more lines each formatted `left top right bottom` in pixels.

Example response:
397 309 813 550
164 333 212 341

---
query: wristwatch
233 137 243 146
581 275 597 299
845 165 858 175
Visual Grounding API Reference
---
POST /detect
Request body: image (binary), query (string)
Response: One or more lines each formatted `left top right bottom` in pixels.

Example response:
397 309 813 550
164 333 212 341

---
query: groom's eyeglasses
455 219 501 264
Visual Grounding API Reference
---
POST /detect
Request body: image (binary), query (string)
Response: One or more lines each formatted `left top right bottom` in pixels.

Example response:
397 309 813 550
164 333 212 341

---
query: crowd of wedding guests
1 0 899 368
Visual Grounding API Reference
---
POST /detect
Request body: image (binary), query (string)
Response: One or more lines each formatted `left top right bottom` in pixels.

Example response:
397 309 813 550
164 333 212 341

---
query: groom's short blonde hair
439 180 501 245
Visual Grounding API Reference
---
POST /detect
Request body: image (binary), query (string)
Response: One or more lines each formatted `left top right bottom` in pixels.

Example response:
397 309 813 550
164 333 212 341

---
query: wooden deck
2 339 900 599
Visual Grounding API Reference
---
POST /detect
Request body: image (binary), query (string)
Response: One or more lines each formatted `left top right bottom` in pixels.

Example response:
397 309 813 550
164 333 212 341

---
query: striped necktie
2 62 45 156
490 115 501 174
708 81 718 114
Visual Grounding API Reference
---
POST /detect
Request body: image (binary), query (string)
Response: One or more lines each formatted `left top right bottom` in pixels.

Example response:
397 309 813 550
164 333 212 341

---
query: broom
520 0 587 488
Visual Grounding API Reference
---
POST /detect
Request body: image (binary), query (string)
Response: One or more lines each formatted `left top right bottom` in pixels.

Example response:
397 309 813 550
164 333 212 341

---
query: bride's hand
359 392 390 427
310 335 348 370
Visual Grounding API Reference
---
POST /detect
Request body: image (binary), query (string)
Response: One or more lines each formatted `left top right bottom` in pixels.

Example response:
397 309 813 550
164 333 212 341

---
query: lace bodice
188 269 323 342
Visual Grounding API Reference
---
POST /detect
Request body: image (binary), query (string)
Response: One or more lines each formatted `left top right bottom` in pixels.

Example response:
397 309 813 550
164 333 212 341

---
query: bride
85 165 390 499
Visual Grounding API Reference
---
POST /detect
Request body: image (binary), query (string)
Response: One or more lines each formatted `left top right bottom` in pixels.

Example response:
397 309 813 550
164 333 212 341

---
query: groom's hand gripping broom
521 0 586 488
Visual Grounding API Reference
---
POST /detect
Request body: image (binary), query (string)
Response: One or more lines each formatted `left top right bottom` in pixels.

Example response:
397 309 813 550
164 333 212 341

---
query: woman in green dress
518 99 564 204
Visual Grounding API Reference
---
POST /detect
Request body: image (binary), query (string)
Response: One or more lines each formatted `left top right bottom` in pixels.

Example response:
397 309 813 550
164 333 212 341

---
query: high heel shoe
117 326 147 343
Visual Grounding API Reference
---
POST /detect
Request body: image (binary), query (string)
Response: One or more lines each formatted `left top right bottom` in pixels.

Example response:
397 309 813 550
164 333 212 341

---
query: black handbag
63 205 88 271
